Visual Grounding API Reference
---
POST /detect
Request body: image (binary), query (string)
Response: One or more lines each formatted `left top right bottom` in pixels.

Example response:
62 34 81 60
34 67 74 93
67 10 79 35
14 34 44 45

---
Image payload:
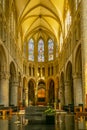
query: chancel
0 0 87 129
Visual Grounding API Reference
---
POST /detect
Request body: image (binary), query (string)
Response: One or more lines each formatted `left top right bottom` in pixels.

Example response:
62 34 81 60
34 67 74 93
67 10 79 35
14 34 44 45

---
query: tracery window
48 39 54 61
38 39 44 62
28 38 34 61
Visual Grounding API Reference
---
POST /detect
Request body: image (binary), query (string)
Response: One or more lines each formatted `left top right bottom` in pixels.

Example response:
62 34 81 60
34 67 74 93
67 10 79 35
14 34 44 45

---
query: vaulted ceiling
15 0 68 42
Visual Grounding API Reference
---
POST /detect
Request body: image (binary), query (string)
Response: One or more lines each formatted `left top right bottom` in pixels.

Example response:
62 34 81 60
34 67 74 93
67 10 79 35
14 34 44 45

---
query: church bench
75 112 87 119
0 108 12 116
74 106 83 113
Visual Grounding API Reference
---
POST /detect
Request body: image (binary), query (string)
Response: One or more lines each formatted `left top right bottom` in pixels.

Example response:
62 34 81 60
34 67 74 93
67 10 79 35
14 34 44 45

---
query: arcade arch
28 79 35 105
23 77 27 106
0 45 8 106
48 79 55 106
9 61 17 106
65 61 74 105
60 72 65 106
73 44 83 105
37 80 46 105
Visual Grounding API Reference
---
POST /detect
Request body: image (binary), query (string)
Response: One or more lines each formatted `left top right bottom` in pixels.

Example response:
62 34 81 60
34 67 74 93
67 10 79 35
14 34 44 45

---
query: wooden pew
74 106 87 119
74 106 82 113
0 108 12 116
75 112 87 118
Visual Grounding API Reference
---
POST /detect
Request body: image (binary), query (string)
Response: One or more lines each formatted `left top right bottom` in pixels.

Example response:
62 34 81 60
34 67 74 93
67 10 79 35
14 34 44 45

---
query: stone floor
0 113 87 130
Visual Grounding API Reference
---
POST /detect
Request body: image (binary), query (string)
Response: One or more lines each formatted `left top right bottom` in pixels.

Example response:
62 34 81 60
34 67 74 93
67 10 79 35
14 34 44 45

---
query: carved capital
0 72 10 80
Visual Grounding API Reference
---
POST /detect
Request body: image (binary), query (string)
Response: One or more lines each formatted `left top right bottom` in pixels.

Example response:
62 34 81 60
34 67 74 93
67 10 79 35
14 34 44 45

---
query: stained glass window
38 39 44 62
28 38 34 61
48 39 54 61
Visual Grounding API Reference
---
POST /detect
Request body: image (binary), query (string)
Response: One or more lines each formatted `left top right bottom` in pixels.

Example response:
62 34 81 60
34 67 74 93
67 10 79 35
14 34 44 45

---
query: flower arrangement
44 107 55 115
44 107 55 124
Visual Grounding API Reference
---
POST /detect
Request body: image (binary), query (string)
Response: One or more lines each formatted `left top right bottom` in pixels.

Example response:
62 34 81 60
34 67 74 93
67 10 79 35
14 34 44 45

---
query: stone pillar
65 81 72 105
10 82 18 106
25 89 28 106
59 85 64 107
18 86 22 107
0 73 9 106
81 0 87 105
73 73 82 106
55 82 58 106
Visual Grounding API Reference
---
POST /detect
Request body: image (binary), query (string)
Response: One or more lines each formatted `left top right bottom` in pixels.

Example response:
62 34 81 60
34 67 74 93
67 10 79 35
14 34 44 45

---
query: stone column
25 89 28 106
59 85 65 107
65 81 72 105
73 73 82 106
81 0 87 105
0 72 9 106
10 81 18 106
55 82 58 106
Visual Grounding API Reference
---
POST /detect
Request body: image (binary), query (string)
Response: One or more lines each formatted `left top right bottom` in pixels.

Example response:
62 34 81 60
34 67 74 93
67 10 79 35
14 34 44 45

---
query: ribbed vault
15 0 70 42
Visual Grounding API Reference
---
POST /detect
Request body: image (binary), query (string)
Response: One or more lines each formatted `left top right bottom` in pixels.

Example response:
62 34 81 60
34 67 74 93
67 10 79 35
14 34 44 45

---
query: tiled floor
0 114 87 130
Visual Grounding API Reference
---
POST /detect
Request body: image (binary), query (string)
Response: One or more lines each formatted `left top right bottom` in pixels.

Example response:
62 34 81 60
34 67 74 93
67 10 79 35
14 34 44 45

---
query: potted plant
44 107 56 124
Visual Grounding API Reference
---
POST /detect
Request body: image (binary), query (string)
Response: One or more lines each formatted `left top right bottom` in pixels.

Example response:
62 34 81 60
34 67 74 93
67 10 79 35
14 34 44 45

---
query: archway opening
65 61 74 105
0 45 7 106
60 72 65 106
75 45 83 105
48 80 55 107
28 80 35 105
37 81 46 105
9 62 16 106
23 77 27 107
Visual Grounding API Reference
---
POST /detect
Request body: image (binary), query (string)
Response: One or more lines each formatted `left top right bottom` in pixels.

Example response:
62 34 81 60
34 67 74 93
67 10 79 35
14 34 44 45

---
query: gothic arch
9 61 17 106
38 79 46 89
60 72 65 106
65 61 74 105
23 77 27 106
0 44 8 106
23 77 27 89
37 80 46 105
75 44 82 74
0 44 7 72
66 61 72 81
74 44 83 105
48 78 55 106
10 61 16 79
55 76 59 105
28 79 35 105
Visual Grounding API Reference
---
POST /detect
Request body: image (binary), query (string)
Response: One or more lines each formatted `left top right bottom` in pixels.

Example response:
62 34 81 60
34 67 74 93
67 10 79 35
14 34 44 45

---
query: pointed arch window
48 39 54 61
38 39 44 62
28 38 34 61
